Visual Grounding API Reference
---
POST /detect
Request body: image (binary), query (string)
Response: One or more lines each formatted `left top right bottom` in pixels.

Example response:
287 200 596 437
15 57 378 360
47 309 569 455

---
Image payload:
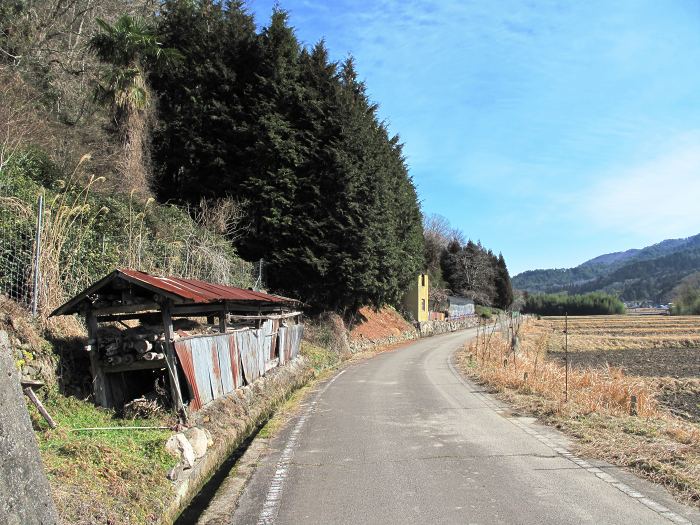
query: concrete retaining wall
0 330 59 525
162 357 313 523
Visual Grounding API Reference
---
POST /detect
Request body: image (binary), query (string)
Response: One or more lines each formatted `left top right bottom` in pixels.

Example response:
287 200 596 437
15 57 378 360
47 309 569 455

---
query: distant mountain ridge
513 233 700 302
579 248 640 268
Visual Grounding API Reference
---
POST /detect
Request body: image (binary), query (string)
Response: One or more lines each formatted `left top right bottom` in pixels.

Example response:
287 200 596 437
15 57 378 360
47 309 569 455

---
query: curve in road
230 329 697 525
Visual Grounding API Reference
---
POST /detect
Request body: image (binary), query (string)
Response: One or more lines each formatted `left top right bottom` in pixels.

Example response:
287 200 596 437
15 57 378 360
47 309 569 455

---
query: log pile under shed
51 269 303 418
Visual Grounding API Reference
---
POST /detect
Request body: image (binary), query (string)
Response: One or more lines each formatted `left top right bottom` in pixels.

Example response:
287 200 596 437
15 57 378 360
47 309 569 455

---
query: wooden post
86 310 111 407
161 301 184 414
630 394 638 416
564 312 569 403
219 308 227 334
475 319 480 361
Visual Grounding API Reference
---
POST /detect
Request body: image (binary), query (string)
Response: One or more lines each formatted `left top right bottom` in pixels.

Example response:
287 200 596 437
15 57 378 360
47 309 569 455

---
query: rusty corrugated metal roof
50 268 297 316
118 269 289 304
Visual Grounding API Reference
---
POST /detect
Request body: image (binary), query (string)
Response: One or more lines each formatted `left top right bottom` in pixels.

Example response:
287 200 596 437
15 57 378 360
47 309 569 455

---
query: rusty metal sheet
174 324 301 412
174 341 203 411
51 269 298 316
120 269 292 304
208 339 224 400
237 330 261 384
174 333 243 411
189 338 218 406
227 334 243 389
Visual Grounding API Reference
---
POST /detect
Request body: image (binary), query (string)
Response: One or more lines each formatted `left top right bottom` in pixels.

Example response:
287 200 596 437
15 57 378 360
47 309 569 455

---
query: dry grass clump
458 317 700 506
0 295 45 350
565 415 700 505
463 320 657 417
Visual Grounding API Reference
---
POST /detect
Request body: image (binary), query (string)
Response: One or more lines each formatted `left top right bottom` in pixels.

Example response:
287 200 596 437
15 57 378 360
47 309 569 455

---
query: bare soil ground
348 306 415 342
548 348 700 378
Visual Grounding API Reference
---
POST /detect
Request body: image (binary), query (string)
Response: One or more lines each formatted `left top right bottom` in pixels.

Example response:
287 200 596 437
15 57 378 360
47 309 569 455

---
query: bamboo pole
23 387 57 429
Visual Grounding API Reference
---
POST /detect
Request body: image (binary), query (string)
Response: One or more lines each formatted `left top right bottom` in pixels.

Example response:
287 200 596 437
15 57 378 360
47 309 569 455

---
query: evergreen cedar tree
149 1 423 311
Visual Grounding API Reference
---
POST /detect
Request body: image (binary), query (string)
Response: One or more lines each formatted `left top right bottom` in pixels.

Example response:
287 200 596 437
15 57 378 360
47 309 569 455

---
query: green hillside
513 234 700 302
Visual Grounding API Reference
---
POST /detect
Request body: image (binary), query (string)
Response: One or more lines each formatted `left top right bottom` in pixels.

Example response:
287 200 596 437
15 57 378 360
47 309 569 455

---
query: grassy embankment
27 333 340 525
457 316 700 506
30 392 176 524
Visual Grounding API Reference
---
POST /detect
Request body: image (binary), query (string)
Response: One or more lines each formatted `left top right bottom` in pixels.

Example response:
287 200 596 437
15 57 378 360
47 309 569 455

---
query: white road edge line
256 369 347 525
446 352 693 525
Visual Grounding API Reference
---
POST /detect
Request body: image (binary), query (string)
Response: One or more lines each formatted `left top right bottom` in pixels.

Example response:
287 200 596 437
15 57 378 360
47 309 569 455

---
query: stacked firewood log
97 326 167 366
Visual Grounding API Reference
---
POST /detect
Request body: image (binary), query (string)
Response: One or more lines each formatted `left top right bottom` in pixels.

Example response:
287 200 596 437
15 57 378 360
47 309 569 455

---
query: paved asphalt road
230 329 698 525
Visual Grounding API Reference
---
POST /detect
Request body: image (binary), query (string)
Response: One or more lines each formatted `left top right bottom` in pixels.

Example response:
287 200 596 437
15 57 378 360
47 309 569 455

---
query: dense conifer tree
494 253 513 309
149 2 424 311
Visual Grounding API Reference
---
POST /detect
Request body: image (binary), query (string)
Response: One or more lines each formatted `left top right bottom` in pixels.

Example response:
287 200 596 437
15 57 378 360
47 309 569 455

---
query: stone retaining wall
0 330 59 525
348 330 418 353
417 317 479 337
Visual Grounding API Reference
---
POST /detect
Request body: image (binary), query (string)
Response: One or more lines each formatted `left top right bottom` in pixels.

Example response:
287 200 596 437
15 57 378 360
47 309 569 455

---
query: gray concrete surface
231 329 699 525
0 330 58 525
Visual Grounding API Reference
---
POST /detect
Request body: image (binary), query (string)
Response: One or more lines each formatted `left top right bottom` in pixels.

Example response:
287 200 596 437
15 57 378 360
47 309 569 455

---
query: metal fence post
30 193 43 316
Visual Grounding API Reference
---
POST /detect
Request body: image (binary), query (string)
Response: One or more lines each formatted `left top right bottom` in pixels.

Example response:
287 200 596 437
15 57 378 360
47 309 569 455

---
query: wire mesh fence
0 184 41 313
1 176 259 318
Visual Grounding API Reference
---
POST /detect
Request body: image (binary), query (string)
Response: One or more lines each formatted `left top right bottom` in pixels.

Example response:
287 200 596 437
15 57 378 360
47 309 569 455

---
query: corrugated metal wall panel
290 324 304 359
254 329 265 377
228 334 243 388
217 336 235 394
174 323 301 412
277 326 287 365
261 319 279 361
190 338 216 406
270 320 279 359
238 330 260 384
174 341 203 411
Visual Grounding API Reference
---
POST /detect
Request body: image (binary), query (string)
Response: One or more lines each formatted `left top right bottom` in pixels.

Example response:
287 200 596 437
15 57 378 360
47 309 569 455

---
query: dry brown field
541 315 700 421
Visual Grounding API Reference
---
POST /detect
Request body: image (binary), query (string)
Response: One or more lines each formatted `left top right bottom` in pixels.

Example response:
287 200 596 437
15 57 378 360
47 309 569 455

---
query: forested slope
513 234 700 302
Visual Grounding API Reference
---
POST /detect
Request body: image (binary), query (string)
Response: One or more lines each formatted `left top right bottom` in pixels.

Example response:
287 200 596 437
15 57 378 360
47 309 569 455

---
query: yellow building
403 272 429 323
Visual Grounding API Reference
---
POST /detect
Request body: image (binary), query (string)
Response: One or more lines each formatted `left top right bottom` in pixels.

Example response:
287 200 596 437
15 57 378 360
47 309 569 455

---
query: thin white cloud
580 132 700 238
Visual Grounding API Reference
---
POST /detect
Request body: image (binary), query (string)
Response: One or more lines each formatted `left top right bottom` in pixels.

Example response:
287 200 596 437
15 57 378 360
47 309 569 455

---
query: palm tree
89 15 179 194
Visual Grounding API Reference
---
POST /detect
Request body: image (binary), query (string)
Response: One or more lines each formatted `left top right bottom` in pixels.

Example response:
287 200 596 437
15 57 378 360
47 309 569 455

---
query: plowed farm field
542 315 700 421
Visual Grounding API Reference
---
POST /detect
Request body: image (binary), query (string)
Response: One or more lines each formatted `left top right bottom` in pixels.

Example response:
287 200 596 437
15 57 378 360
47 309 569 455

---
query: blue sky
248 0 700 275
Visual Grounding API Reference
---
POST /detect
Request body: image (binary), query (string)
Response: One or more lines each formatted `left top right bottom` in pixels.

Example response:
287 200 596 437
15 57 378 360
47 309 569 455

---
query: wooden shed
51 269 302 416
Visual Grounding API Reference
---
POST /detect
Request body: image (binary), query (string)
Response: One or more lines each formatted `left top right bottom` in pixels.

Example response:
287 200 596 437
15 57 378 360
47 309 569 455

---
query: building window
421 274 425 287
421 298 426 311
